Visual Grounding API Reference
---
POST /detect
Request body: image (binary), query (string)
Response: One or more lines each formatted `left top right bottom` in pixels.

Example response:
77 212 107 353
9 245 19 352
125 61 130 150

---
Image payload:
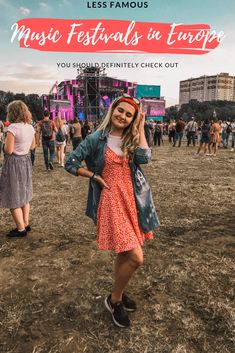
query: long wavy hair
97 98 141 157
54 116 64 129
7 100 32 124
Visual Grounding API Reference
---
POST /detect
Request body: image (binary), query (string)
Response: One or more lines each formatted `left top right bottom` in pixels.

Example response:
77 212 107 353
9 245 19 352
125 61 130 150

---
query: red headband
115 97 139 112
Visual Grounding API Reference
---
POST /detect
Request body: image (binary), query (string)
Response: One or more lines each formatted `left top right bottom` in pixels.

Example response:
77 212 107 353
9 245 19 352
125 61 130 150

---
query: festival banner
0 0 233 110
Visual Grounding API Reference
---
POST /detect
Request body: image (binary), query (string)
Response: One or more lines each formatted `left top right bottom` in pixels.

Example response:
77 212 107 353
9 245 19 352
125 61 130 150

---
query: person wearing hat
65 94 159 328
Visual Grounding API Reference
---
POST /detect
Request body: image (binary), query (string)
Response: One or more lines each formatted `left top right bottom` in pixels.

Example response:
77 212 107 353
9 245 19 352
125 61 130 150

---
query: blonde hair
7 100 32 124
54 116 64 129
97 98 141 157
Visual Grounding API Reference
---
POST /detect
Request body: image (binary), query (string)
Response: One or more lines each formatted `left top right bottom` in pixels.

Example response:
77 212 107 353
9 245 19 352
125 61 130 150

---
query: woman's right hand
95 175 110 189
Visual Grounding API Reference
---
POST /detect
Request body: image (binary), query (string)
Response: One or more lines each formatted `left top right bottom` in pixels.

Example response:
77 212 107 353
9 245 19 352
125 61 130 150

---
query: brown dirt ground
0 141 235 353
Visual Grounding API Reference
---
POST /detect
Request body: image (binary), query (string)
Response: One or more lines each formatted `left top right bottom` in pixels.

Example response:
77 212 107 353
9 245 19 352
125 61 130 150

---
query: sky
0 0 235 106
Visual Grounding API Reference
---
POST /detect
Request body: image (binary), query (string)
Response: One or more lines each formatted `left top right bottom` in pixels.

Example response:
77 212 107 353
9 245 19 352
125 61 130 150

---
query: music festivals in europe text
10 19 225 55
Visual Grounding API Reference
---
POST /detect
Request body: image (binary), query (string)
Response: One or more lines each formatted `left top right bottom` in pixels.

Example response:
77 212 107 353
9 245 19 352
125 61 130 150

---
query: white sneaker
231 148 234 152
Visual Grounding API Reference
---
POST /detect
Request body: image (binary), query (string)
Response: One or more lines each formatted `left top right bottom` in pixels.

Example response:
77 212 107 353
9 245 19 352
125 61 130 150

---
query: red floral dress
97 147 153 253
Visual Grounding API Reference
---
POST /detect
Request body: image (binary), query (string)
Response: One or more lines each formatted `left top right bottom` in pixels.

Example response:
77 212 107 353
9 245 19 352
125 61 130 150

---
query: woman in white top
0 100 35 237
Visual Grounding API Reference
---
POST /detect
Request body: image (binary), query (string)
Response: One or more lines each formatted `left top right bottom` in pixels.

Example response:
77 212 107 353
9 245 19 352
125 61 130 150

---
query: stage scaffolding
44 67 137 121
76 67 104 121
76 67 136 121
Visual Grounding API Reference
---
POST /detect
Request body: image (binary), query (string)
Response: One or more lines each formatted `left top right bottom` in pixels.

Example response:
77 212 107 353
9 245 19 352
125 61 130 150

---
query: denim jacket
65 129 159 233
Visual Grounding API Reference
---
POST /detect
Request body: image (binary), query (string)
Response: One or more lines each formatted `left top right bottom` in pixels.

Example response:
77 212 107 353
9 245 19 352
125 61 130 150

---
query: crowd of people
143 117 235 156
1 111 234 170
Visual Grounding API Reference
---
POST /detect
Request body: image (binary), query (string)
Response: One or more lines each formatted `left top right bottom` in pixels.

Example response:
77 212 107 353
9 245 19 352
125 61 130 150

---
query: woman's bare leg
213 142 218 155
56 146 60 163
204 143 208 154
197 142 203 154
10 208 25 231
111 246 143 303
60 145 65 166
22 203 30 227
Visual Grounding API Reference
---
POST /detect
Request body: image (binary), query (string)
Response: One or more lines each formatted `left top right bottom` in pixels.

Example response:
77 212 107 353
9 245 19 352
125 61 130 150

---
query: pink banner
11 18 225 55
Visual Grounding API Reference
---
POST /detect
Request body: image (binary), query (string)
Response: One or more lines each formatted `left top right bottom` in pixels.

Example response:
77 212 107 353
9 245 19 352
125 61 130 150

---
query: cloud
0 80 51 95
0 62 59 94
19 7 30 16
39 2 50 11
0 63 57 82
60 0 70 5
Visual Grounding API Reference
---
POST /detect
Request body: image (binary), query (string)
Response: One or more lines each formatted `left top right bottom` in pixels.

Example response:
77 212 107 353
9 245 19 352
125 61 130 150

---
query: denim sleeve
64 136 93 176
133 147 151 164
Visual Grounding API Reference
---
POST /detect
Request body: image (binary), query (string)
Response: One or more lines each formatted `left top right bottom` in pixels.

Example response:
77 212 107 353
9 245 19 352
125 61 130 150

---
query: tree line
1 91 235 123
0 91 43 121
165 99 235 122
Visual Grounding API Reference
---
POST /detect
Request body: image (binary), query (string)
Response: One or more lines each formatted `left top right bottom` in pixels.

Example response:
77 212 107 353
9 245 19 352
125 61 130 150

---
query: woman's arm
65 132 109 189
4 132 15 155
30 136 36 150
133 113 151 165
138 113 149 149
78 167 110 189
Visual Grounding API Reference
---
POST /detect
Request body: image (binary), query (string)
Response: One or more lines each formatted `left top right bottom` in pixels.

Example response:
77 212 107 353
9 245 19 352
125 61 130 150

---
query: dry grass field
0 141 235 353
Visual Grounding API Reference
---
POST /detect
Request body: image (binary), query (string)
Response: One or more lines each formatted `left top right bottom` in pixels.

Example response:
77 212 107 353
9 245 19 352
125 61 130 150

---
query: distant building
179 73 235 105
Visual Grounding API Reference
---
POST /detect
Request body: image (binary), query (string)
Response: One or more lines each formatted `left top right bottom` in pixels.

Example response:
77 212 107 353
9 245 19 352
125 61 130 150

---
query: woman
168 119 176 144
210 119 221 156
196 118 211 155
71 117 82 150
81 119 92 139
0 100 35 237
54 116 67 167
65 95 159 328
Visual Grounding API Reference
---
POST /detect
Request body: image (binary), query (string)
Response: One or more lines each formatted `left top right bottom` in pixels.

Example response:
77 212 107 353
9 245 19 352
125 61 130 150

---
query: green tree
26 94 43 121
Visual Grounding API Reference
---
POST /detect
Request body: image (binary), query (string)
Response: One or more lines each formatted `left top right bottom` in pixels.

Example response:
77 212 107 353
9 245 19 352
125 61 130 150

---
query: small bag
41 121 53 140
131 163 159 233
56 127 66 142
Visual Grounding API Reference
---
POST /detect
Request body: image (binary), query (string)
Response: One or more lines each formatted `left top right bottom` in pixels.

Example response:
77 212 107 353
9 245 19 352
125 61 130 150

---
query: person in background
185 117 198 147
224 120 232 148
163 122 168 136
168 119 176 144
54 116 67 167
221 120 227 148
37 111 57 171
196 118 211 156
218 120 223 148
230 119 235 152
81 119 92 140
65 94 159 328
63 119 70 153
144 120 154 147
159 121 164 145
68 120 74 144
72 117 82 150
0 100 35 237
154 121 162 146
210 119 221 156
197 121 202 144
173 117 185 147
